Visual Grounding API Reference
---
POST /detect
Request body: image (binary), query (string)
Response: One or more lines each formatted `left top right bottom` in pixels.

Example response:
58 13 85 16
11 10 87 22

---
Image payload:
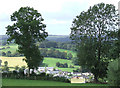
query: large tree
70 3 118 82
6 7 48 70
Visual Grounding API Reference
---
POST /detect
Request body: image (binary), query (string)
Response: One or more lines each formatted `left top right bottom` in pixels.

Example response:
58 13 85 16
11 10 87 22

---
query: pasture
0 43 18 54
0 57 79 72
0 43 78 72
2 78 109 86
0 43 76 56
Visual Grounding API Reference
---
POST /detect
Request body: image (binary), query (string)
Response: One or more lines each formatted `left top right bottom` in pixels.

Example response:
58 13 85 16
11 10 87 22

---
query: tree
109 29 120 59
14 65 20 71
72 57 79 65
6 51 12 57
63 63 68 68
2 52 6 56
56 62 60 67
4 61 8 67
3 61 9 72
70 3 118 82
107 59 120 86
6 7 48 72
67 53 73 60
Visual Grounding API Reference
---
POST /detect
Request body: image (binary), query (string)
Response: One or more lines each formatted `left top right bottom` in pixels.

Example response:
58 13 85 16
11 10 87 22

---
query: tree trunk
27 68 30 77
94 74 99 83
98 28 101 61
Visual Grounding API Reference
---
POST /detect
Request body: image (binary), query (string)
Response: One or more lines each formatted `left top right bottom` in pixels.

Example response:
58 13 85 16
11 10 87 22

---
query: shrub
107 59 120 86
56 62 60 67
56 62 68 68
64 63 68 68
53 76 70 83
2 52 6 56
6 46 10 48
2 47 5 49
69 65 74 68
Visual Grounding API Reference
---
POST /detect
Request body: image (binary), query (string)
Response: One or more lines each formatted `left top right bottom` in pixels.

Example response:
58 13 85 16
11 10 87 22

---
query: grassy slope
0 44 76 56
2 79 109 86
56 49 76 57
0 43 18 54
0 57 27 67
43 57 79 72
0 44 78 72
1 57 79 72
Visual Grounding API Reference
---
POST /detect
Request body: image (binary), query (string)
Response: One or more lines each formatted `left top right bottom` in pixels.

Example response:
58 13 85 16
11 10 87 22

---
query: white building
38 67 54 72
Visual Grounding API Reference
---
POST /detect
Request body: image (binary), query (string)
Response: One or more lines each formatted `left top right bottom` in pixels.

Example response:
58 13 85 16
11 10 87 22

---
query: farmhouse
38 67 54 72
24 67 55 75
71 76 86 83
23 67 94 83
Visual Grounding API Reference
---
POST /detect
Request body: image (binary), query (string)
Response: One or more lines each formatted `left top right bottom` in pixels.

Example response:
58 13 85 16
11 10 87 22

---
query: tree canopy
70 3 118 82
6 7 48 69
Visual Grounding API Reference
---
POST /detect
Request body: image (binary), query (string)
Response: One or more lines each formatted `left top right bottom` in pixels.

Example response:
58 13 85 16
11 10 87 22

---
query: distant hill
47 35 71 42
0 35 71 43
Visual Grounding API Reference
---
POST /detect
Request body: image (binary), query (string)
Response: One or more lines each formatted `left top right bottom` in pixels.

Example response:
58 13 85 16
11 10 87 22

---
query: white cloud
86 0 119 9
0 0 120 35
46 19 71 24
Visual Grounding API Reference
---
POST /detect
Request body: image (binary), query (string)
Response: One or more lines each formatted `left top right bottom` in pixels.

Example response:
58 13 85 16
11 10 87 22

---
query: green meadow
2 79 109 86
0 43 78 72
0 44 76 56
0 43 18 54
1 57 79 72
43 57 79 72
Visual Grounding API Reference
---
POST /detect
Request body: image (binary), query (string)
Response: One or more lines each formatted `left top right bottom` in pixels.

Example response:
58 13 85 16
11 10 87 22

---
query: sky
0 0 120 35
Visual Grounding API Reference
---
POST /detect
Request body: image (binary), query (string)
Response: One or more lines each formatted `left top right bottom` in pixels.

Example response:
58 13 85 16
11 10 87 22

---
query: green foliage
14 65 20 70
56 62 68 68
70 3 118 82
6 51 12 57
72 57 79 65
6 7 48 69
109 29 120 60
107 59 120 86
2 52 6 56
67 53 73 60
2 61 9 72
40 48 68 59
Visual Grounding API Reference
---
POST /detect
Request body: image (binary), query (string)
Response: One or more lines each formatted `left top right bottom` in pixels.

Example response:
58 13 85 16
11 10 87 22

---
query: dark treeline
36 40 76 51
1 48 73 60
38 48 73 60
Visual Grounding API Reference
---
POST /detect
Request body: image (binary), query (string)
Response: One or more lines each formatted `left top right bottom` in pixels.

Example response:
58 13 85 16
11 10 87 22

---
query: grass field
56 48 76 57
0 44 78 72
43 57 79 72
0 57 27 67
2 79 109 86
0 57 79 72
0 43 18 54
0 44 76 57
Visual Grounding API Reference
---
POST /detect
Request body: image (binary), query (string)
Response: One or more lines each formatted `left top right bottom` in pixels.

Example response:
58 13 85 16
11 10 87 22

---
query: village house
23 67 94 83
38 67 54 72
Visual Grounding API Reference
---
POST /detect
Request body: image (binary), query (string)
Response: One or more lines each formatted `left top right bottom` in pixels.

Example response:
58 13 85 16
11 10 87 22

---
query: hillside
0 35 71 43
47 35 71 42
1 57 79 72
0 35 76 72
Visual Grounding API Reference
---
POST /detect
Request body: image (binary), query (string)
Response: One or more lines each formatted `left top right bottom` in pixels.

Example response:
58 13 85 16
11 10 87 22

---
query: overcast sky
0 0 119 35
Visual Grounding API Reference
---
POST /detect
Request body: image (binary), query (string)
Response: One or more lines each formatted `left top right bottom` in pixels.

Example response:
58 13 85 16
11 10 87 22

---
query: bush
56 62 68 68
2 52 6 56
107 59 120 86
6 46 10 48
56 62 60 67
64 63 68 68
69 65 74 68
53 76 70 83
